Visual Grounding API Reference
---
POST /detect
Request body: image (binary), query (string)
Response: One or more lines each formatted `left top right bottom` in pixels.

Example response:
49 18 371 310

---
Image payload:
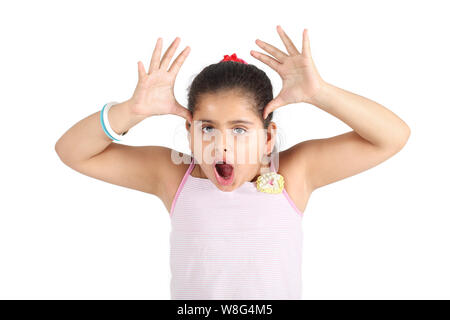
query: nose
214 129 232 153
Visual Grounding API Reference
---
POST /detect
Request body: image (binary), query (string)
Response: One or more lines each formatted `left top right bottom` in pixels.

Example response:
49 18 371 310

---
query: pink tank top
169 155 304 299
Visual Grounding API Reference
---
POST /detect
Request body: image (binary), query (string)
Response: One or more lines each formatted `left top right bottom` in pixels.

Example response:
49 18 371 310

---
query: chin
212 175 236 190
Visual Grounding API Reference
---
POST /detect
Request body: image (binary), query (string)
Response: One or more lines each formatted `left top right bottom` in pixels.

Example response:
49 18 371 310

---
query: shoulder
278 145 308 189
278 145 312 213
157 150 192 213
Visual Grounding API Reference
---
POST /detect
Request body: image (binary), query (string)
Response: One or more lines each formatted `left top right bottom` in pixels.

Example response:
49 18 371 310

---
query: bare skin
183 151 310 214
55 27 410 216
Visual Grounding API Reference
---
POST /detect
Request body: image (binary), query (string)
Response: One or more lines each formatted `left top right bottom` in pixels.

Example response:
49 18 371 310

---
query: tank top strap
188 155 195 173
169 155 195 217
270 155 304 217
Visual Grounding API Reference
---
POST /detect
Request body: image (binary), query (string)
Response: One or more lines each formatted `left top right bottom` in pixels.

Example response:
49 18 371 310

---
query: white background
1 0 449 299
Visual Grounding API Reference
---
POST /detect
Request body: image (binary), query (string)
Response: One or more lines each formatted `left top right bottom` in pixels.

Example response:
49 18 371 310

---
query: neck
250 162 272 182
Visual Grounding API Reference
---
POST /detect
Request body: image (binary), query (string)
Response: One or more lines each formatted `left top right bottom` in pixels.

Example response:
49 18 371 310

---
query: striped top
169 156 304 299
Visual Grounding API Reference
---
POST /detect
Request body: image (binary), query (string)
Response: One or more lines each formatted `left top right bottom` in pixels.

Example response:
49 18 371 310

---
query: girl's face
186 90 276 191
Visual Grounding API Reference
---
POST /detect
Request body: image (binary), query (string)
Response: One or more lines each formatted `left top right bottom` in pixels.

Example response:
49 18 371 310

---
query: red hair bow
220 53 248 64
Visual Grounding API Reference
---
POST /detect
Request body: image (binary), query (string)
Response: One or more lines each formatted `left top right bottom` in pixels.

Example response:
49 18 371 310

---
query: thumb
172 104 193 124
263 97 284 119
137 61 146 80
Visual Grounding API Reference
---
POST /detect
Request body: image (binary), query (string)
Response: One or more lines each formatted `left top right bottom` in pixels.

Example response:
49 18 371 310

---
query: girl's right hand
128 37 192 124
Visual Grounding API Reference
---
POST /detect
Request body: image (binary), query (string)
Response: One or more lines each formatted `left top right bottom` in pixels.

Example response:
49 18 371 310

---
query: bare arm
251 27 410 193
285 82 411 192
54 100 170 196
54 36 192 199
54 100 146 164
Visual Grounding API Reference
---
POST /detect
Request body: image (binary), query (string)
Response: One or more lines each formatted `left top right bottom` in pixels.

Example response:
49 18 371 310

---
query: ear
266 122 277 154
186 120 192 152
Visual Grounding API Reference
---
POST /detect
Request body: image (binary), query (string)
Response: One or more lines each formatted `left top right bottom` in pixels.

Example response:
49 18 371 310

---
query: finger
276 25 301 56
263 97 283 119
255 39 288 62
137 61 146 80
264 104 280 120
160 37 181 71
250 50 282 72
168 46 191 75
302 28 311 58
172 105 192 123
263 104 272 120
263 105 274 120
149 37 162 74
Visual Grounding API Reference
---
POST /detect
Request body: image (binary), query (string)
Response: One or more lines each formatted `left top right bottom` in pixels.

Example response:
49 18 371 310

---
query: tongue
216 164 233 178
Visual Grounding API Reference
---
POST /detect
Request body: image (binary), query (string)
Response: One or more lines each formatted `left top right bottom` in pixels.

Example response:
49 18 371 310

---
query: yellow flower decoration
256 172 285 194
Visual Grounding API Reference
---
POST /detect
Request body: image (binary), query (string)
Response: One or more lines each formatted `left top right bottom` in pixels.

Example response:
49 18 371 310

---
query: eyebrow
196 119 255 125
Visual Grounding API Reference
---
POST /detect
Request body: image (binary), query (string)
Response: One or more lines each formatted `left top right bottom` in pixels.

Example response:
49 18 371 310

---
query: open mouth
214 160 234 185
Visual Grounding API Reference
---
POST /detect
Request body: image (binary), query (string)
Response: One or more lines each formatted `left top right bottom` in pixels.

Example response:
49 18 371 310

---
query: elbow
54 140 71 166
392 124 411 151
55 143 66 166
404 124 411 141
55 139 63 158
54 141 60 157
401 123 411 146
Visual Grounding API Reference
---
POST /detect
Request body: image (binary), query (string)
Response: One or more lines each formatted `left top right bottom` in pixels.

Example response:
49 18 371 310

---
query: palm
131 71 183 117
129 37 192 123
277 55 323 105
250 26 325 118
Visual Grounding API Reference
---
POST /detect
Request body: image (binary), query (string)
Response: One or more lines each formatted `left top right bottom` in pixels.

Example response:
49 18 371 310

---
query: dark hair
186 60 274 129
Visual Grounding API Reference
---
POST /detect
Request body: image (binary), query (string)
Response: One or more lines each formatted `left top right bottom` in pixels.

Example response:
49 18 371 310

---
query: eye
201 126 214 134
233 127 247 134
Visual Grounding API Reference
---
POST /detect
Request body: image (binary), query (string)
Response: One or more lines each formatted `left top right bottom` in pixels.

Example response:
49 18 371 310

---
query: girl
55 26 410 300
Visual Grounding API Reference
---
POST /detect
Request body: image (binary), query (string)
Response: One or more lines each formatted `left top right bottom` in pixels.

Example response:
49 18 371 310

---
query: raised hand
129 37 192 124
250 26 326 119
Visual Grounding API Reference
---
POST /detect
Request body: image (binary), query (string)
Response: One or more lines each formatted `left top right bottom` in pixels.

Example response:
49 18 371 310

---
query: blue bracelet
100 103 121 141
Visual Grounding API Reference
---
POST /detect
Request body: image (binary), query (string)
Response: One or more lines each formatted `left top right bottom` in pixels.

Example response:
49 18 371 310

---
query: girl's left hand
251 26 326 119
